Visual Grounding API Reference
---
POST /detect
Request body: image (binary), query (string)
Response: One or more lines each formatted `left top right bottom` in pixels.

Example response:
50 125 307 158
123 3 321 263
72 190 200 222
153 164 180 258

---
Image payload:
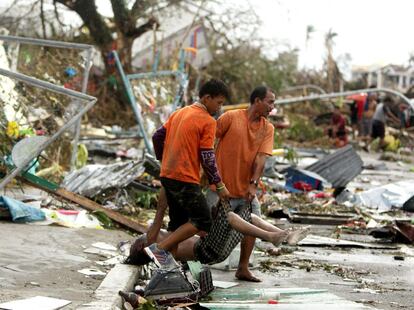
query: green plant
287 117 323 142
284 147 299 165
135 191 158 209
273 130 284 148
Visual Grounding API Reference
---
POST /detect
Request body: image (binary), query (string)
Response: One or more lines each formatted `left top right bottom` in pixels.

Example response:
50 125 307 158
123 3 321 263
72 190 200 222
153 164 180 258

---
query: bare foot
286 226 310 245
267 248 282 256
269 230 289 246
235 269 262 282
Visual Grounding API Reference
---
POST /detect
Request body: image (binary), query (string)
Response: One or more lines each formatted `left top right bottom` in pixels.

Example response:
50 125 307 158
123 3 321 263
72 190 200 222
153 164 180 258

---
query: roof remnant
61 160 145 197
306 145 363 189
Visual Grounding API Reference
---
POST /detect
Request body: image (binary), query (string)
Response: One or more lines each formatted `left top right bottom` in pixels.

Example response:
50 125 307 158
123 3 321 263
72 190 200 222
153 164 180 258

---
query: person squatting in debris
371 96 400 149
144 79 231 268
325 104 348 148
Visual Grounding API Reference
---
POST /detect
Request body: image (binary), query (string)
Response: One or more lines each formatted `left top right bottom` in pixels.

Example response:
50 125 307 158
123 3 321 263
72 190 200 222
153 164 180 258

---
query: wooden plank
298 234 397 249
56 188 148 233
20 176 147 234
290 215 352 225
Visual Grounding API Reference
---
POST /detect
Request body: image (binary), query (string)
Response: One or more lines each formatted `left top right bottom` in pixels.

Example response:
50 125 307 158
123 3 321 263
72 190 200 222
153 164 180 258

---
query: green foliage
92 211 113 229
284 147 299 165
273 130 284 148
137 299 157 310
206 43 298 103
135 191 158 209
288 116 323 142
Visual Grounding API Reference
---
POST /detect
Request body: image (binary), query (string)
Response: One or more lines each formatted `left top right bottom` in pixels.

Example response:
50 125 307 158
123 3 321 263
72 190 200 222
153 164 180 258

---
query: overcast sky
254 0 413 69
1 0 413 71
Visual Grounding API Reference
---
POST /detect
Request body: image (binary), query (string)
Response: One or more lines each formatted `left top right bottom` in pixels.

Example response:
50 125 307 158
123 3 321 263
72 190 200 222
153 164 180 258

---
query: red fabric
331 114 346 132
293 181 313 192
346 93 367 120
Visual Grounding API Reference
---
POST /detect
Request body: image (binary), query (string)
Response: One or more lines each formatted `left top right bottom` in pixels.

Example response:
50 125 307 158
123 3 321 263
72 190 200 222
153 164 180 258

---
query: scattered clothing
0 196 45 222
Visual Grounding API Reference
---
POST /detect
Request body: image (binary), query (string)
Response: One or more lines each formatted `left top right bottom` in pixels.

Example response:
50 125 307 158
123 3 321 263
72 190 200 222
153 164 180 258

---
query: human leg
227 211 288 245
150 178 211 255
236 235 260 282
251 213 310 245
236 198 261 282
146 187 168 244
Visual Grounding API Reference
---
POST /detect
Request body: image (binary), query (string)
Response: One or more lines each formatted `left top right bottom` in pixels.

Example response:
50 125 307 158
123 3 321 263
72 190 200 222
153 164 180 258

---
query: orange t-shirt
160 104 216 184
215 109 274 198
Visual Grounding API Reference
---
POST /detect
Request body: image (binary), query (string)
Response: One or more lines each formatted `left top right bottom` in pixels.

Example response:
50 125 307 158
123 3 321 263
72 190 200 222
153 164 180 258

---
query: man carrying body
145 79 230 268
206 86 307 282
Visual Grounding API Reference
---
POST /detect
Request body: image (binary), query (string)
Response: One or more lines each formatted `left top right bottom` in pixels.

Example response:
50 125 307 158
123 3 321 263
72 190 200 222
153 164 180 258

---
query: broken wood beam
19 173 147 234
56 188 148 233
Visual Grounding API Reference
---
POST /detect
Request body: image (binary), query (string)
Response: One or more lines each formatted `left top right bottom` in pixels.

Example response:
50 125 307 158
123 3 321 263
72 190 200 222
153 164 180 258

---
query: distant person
346 93 367 138
361 86 378 142
371 96 400 148
398 102 414 129
326 105 348 147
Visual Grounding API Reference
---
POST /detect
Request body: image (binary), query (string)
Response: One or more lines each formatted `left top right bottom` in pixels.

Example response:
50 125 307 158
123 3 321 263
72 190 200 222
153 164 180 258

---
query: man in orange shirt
207 86 308 282
145 79 230 268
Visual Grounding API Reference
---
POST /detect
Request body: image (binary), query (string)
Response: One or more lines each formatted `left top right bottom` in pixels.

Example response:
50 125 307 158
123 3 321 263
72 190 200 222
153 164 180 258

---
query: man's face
256 91 276 118
204 95 226 116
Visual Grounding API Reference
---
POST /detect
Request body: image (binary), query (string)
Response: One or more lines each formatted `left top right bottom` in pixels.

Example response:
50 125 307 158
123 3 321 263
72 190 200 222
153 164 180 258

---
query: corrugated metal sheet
61 160 145 197
306 145 363 188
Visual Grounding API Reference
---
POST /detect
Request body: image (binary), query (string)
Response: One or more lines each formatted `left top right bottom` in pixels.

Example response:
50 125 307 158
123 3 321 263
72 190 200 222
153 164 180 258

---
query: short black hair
383 96 393 104
250 86 273 104
199 79 229 99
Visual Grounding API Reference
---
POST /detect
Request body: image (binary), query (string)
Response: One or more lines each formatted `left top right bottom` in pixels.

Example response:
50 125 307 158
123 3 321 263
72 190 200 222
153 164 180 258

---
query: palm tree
325 28 338 92
305 25 315 47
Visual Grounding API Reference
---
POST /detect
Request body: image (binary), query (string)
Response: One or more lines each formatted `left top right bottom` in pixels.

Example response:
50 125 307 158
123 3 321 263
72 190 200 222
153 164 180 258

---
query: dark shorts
371 120 385 139
161 177 212 232
350 104 358 125
328 129 347 140
193 200 252 265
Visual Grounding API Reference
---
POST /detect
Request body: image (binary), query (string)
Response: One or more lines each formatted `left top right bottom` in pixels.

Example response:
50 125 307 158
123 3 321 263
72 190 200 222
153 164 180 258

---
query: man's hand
246 183 257 201
217 184 230 200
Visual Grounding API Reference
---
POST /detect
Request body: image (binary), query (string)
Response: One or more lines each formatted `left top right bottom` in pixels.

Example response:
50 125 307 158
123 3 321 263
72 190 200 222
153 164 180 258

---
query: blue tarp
0 196 45 222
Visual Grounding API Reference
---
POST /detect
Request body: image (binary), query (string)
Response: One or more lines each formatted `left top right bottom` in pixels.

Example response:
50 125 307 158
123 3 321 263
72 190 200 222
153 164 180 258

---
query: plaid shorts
193 200 251 265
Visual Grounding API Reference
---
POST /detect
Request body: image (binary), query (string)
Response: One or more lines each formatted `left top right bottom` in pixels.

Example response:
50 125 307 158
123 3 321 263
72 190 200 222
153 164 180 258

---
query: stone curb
77 264 139 310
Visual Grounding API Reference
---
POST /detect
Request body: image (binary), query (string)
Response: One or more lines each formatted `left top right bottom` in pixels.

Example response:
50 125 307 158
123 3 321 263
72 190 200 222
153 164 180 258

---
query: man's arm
385 107 400 125
200 148 230 200
152 126 166 161
246 152 268 201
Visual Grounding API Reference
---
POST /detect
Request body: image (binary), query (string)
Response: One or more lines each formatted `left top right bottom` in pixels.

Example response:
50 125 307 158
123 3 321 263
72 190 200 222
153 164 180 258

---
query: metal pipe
0 35 94 170
70 48 94 170
0 68 95 101
282 84 326 94
275 87 413 109
113 51 154 155
127 70 179 80
0 98 97 190
0 35 92 50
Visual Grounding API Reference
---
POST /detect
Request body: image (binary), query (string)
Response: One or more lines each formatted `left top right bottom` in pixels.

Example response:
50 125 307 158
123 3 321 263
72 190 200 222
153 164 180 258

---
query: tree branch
126 16 158 38
53 0 68 27
40 0 47 38
55 0 113 48
110 0 129 33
